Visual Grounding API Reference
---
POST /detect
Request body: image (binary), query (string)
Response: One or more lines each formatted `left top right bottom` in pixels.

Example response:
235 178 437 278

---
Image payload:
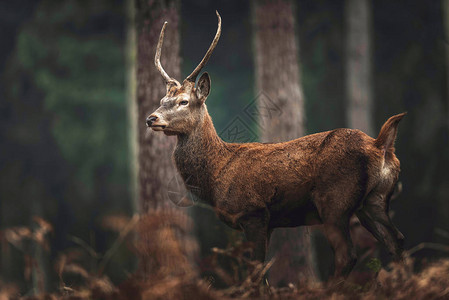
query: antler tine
155 22 179 85
184 10 222 83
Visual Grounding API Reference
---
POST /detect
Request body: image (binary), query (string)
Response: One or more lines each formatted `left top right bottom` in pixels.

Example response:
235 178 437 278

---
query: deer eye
179 100 189 106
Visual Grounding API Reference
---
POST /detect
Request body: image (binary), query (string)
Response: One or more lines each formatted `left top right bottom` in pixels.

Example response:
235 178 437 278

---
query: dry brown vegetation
1 211 449 300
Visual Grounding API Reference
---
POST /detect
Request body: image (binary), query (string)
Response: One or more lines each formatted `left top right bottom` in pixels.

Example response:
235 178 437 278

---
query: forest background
1 0 448 297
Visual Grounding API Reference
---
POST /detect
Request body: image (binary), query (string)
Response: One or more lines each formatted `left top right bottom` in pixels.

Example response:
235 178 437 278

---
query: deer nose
146 115 158 127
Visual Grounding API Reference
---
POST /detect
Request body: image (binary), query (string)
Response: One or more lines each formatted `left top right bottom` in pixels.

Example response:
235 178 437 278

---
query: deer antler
155 21 180 86
184 11 222 83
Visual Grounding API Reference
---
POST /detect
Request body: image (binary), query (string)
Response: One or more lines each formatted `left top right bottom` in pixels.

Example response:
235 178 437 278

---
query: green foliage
0 0 133 287
366 257 382 273
15 0 128 197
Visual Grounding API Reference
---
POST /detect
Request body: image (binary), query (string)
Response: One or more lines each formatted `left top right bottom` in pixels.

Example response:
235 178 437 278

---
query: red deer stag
147 11 405 278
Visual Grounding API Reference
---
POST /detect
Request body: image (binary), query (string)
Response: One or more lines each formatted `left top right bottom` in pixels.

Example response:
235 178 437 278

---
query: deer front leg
239 210 270 262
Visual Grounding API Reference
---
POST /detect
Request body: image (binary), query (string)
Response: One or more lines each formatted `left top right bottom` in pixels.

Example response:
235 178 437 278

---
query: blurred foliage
15 0 127 196
2 215 449 299
0 0 133 289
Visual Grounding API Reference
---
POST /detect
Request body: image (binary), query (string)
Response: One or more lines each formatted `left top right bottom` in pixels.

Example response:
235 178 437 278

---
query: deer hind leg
355 192 404 261
323 219 357 279
313 186 360 279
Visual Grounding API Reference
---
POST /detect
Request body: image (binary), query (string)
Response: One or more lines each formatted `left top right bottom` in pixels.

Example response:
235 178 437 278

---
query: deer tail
374 112 406 154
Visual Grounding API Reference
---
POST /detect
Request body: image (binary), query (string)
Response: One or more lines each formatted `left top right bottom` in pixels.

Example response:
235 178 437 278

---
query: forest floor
3 258 447 300
1 211 449 300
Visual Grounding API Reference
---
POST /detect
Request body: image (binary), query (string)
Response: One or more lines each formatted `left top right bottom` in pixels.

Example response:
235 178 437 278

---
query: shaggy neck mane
174 107 229 204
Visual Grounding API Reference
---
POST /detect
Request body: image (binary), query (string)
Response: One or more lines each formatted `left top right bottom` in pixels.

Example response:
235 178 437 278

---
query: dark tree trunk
252 0 317 286
444 0 449 128
439 0 449 244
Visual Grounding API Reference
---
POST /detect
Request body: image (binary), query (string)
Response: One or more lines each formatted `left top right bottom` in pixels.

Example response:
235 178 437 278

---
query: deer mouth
150 124 167 131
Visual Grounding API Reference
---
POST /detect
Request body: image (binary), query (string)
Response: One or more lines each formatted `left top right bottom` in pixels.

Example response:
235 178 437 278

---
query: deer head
146 11 221 136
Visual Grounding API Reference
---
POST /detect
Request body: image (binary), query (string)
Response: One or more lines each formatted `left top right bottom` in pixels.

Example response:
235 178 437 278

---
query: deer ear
196 72 211 102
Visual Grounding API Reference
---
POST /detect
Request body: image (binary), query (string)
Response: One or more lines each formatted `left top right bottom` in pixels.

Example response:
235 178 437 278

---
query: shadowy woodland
1 0 449 299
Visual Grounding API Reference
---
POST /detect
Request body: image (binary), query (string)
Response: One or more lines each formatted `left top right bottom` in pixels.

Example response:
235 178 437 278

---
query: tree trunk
252 0 317 286
439 0 449 245
135 0 181 212
127 0 138 214
345 0 381 277
345 0 373 135
134 0 196 278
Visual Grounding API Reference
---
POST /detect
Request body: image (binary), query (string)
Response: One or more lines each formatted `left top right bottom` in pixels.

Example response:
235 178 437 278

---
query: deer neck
174 107 227 204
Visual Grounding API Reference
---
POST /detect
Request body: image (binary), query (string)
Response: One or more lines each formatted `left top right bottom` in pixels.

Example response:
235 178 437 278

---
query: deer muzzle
146 115 167 131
